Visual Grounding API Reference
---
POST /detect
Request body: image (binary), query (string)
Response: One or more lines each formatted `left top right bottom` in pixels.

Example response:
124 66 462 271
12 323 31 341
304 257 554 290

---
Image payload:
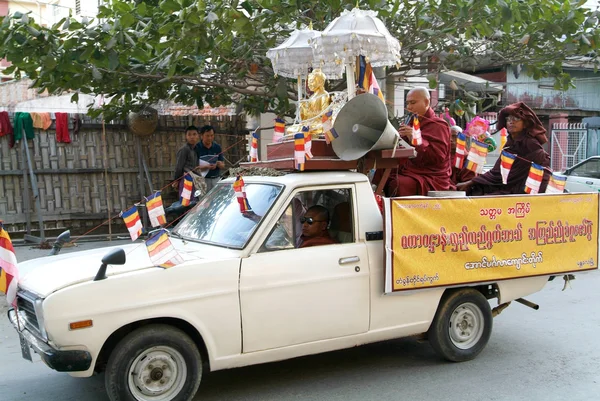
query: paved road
1 242 599 401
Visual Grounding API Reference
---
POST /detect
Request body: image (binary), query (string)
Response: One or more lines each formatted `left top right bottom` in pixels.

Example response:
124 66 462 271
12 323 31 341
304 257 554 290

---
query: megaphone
332 93 400 161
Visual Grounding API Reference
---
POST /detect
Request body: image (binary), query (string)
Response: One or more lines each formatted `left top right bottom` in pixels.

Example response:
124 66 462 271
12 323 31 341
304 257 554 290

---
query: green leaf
120 13 135 28
71 93 79 103
160 0 180 13
137 2 148 17
108 50 119 70
79 46 95 61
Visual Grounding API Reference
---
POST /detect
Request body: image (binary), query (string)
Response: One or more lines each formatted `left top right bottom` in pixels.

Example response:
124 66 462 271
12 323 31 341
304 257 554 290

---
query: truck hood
18 243 200 298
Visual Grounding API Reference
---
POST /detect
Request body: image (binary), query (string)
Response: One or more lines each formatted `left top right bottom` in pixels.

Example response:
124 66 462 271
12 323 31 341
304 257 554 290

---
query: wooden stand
239 139 416 195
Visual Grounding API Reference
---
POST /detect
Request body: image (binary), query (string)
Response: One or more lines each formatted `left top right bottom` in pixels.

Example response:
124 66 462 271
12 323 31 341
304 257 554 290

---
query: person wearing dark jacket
457 102 550 195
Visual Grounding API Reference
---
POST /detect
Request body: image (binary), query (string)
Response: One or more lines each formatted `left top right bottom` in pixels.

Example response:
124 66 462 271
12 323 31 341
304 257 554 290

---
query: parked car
563 156 600 193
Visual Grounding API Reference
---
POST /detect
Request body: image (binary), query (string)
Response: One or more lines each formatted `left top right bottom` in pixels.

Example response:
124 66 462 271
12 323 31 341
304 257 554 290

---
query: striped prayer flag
524 162 545 194
500 151 517 184
180 174 193 206
294 132 305 171
146 191 166 227
499 128 508 150
303 126 313 159
465 140 488 174
411 116 422 146
322 110 338 144
273 118 285 143
545 173 567 194
233 175 252 213
145 229 183 268
249 129 259 162
454 133 467 168
122 205 143 241
0 222 18 306
368 70 385 102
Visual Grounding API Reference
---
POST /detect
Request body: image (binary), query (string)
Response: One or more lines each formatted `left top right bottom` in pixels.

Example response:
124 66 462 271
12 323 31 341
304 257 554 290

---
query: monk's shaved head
408 87 431 100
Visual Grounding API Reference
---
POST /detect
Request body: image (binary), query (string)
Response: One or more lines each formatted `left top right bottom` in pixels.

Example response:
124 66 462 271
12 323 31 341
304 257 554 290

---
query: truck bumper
8 309 92 372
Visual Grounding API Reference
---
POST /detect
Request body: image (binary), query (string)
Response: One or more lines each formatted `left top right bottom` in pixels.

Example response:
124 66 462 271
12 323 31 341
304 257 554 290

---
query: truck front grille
16 291 44 339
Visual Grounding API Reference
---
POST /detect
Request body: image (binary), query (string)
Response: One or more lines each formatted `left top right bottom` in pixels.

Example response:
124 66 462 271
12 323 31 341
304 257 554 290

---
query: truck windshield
172 182 283 249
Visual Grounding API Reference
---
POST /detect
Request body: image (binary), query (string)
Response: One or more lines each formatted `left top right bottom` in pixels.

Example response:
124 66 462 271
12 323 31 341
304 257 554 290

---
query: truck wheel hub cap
448 302 485 350
128 346 187 401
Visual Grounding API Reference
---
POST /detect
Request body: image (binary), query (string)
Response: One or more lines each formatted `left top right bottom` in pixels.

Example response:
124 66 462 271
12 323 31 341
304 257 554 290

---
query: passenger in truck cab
298 205 338 248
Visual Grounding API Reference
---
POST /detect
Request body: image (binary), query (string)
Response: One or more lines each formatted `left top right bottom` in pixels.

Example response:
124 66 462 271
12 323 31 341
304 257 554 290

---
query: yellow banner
384 193 599 292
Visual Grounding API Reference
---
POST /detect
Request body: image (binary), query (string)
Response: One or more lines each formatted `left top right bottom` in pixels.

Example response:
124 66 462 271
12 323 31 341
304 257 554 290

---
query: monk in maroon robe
449 126 476 188
385 87 452 196
457 102 550 195
298 205 338 248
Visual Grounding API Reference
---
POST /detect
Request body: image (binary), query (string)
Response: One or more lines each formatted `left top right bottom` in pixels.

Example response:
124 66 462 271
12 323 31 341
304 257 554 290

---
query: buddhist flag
465 140 488 174
180 174 193 206
500 151 517 184
233 175 252 213
146 191 166 227
412 116 422 146
249 129 259 162
294 132 306 171
545 173 567 194
273 118 285 143
121 205 143 241
369 70 385 102
0 222 18 306
303 126 313 159
499 128 508 150
454 133 467 168
145 229 183 268
357 55 372 91
322 110 338 144
524 163 544 194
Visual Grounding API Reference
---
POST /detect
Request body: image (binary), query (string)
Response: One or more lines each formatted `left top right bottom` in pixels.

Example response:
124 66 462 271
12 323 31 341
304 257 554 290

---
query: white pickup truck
9 171 598 401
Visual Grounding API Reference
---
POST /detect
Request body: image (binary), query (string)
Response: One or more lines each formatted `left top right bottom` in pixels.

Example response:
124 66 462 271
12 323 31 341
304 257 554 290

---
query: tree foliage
0 0 598 119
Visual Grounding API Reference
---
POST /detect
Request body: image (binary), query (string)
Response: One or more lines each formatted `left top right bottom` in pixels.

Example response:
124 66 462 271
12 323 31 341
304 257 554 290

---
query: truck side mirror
48 230 71 256
94 248 126 281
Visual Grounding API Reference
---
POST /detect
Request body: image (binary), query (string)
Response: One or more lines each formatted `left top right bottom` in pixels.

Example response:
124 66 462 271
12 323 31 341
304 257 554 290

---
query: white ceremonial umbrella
311 8 402 99
266 28 344 120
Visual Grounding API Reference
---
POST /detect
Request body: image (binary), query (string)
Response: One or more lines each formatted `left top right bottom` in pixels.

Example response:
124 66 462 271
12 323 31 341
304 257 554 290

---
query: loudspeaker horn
332 93 399 161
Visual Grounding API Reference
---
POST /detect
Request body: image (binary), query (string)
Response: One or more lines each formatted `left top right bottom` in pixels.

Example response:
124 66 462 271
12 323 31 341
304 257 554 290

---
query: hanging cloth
72 113 82 136
0 111 15 148
31 112 53 130
13 112 35 142
55 112 71 143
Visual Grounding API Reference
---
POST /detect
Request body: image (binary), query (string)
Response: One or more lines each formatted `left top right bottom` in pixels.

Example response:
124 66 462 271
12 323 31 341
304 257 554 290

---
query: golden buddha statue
286 68 331 137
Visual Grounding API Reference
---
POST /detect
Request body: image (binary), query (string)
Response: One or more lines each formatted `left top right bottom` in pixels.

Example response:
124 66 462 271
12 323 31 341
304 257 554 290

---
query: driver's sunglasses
300 217 325 225
506 116 522 123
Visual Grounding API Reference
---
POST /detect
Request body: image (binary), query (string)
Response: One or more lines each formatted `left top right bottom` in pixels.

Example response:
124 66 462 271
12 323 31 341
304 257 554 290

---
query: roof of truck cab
220 171 370 187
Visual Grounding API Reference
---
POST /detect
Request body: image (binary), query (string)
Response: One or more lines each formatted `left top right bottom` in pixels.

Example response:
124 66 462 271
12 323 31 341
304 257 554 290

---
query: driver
298 205 338 248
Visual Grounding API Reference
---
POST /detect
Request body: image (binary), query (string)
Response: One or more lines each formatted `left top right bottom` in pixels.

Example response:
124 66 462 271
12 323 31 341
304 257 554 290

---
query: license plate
19 333 33 362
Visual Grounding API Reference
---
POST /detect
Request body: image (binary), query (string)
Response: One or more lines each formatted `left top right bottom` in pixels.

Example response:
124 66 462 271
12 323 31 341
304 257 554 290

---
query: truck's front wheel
105 324 202 401
428 289 492 362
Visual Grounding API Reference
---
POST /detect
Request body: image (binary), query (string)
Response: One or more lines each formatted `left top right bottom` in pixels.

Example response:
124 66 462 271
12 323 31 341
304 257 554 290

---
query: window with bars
75 0 81 15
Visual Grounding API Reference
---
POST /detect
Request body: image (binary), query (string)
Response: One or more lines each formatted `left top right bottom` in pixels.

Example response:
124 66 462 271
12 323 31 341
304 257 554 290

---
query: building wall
506 68 600 112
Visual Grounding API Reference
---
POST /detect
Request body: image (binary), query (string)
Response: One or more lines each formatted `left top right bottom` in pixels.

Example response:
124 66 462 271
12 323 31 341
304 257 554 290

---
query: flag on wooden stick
121 205 143 241
273 118 285 143
411 116 422 146
500 151 517 184
322 110 338 144
249 129 259 162
294 132 306 171
454 133 467 168
524 163 544 194
233 175 252 213
0 222 18 306
303 126 313 159
545 173 567 194
145 229 183 268
180 174 193 206
146 191 166 227
465 140 488 174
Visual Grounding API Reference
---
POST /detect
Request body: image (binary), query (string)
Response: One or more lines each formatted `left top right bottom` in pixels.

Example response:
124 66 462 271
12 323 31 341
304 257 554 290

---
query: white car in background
563 156 600 193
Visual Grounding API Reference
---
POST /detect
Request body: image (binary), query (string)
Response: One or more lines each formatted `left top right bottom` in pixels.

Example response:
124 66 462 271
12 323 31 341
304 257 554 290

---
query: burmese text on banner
383 194 599 293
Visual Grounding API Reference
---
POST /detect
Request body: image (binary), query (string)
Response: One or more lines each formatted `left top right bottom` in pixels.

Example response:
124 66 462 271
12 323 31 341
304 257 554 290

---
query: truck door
240 186 370 353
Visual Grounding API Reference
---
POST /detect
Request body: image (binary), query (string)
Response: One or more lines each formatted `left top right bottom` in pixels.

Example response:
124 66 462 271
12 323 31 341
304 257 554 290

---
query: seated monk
457 102 550 195
449 125 476 188
298 205 338 248
385 87 452 196
286 69 331 137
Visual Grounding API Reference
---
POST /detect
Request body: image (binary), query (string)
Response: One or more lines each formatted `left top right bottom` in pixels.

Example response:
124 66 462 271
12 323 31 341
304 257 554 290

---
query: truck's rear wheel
428 289 492 362
105 324 202 401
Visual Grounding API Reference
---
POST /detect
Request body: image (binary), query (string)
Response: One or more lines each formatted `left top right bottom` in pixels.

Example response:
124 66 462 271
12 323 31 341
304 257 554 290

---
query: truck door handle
586 181 594 185
339 256 360 265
